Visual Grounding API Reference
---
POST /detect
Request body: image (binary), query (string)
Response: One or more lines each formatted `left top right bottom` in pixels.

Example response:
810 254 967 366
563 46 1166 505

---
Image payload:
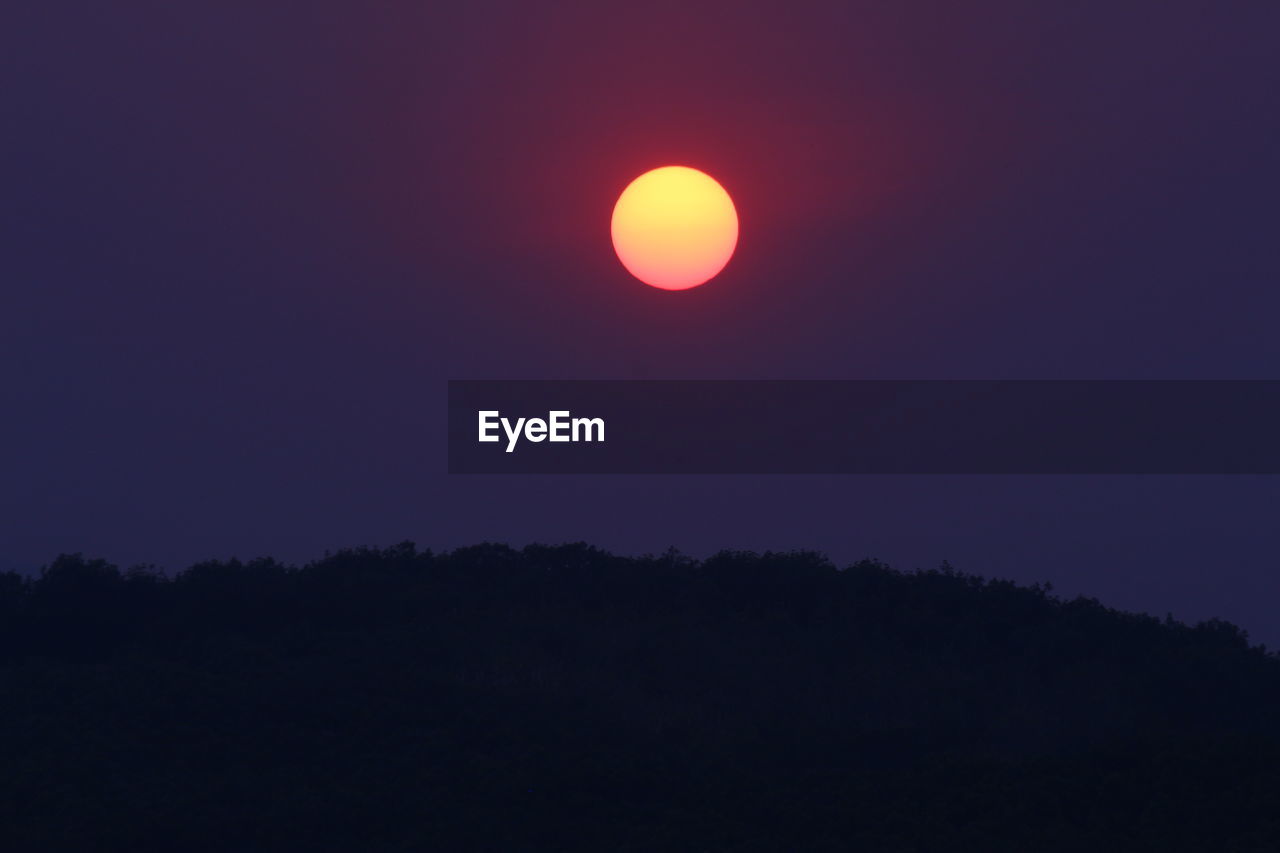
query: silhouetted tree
0 544 1277 851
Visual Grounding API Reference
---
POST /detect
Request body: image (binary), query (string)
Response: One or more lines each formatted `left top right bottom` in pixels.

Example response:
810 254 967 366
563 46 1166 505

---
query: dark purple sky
6 3 1280 640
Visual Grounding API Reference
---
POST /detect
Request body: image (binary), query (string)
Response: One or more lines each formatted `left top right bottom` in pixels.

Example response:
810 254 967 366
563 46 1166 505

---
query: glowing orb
610 166 738 291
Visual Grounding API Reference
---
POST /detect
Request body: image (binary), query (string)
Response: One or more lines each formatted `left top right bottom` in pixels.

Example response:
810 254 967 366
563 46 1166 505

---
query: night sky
6 3 1280 640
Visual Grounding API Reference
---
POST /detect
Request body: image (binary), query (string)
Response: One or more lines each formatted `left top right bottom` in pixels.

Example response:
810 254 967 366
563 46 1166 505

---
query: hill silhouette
1 543 1277 851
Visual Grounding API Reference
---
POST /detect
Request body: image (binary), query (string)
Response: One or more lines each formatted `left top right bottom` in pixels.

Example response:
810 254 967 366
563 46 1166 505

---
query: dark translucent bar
447 380 1280 474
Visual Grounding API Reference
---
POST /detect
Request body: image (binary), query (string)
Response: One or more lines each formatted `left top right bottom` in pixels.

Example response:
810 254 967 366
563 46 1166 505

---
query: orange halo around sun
610 166 738 291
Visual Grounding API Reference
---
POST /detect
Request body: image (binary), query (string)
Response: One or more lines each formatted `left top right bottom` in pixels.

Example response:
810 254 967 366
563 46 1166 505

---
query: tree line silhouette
1 543 1277 850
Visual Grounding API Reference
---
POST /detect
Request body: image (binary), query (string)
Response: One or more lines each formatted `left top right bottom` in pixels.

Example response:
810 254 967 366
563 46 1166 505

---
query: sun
610 166 738 291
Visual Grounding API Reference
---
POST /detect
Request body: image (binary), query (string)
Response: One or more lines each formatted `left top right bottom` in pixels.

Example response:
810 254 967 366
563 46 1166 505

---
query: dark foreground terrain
1 543 1278 851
